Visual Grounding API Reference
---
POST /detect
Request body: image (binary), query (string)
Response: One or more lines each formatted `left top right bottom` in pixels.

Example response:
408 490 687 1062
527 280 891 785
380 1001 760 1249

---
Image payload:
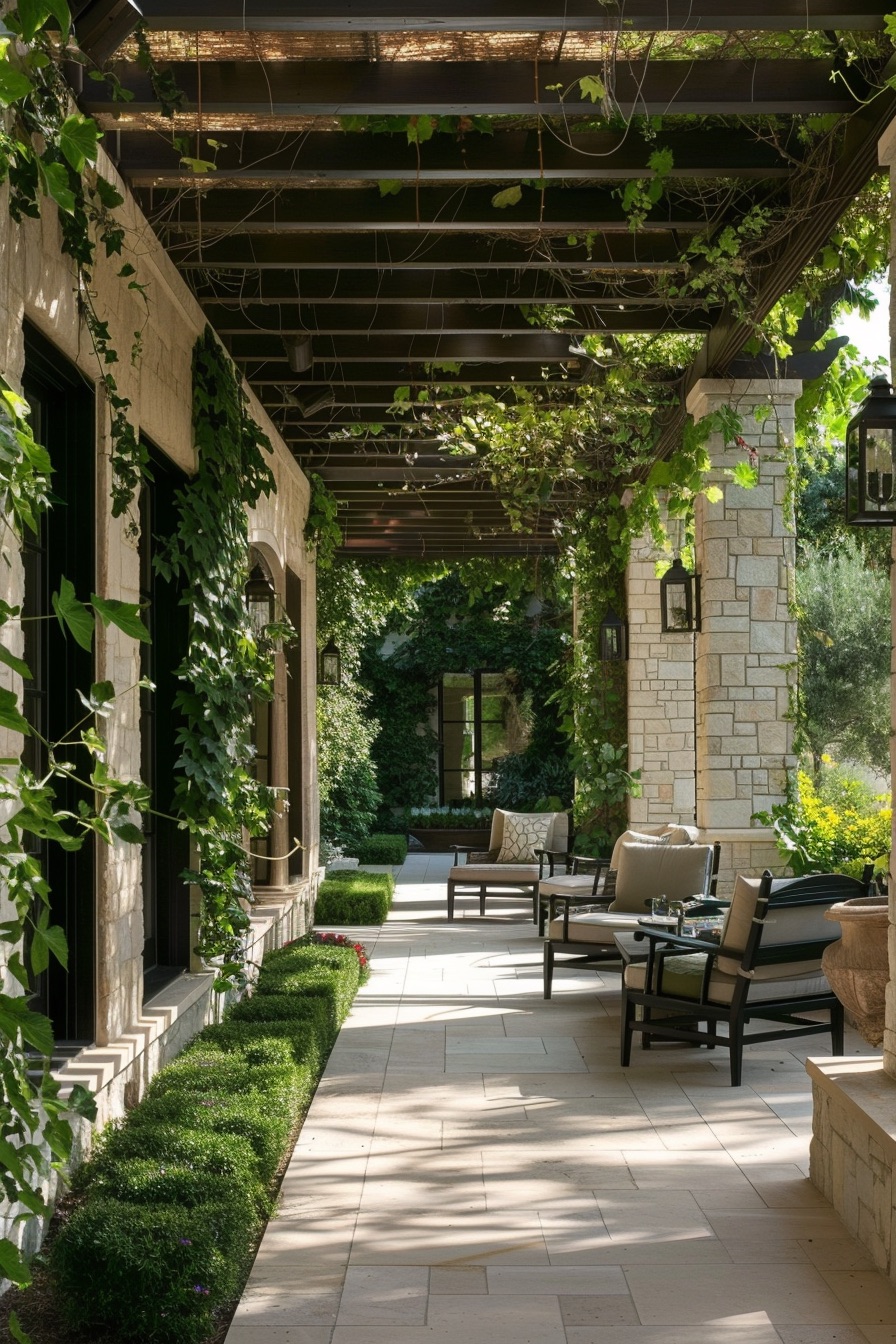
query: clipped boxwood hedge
344 832 408 865
314 869 394 925
51 938 367 1344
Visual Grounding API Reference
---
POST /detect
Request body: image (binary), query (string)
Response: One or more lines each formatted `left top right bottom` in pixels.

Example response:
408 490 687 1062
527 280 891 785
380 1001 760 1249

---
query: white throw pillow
497 812 552 863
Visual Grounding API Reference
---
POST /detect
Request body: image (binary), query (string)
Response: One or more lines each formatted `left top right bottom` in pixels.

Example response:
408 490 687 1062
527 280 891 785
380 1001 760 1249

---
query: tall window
439 671 530 804
139 447 191 995
22 324 96 1045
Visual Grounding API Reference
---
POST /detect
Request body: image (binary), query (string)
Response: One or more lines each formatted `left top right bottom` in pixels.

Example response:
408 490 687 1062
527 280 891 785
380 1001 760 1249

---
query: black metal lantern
660 556 699 633
599 606 627 662
318 637 342 687
845 375 896 526
245 564 276 636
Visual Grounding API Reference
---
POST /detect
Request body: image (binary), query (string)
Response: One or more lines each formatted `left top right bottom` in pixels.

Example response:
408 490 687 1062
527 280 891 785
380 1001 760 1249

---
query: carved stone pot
822 895 890 1048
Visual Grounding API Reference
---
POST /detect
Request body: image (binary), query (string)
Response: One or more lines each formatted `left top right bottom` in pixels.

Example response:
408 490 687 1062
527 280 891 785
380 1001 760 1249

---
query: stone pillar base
694 826 783 898
809 1058 896 1286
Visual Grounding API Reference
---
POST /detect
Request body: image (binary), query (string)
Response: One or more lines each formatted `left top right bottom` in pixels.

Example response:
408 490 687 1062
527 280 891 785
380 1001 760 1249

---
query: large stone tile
226 1329 334 1344
564 1326 783 1344
425 1293 565 1329
336 1265 429 1326
820 1273 896 1324
231 1292 341 1328
348 1211 550 1265
625 1262 853 1325
486 1266 628 1295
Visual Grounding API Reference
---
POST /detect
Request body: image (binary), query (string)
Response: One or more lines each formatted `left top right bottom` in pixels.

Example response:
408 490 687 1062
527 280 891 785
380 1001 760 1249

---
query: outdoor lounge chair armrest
547 889 613 939
536 846 566 877
632 927 724 955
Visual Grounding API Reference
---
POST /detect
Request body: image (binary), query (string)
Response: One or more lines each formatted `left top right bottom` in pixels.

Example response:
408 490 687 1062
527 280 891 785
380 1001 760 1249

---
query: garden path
225 853 896 1344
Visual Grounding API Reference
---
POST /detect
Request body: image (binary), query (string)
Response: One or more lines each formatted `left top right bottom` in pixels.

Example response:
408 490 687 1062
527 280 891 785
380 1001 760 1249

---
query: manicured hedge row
51 939 366 1343
343 832 408 864
314 869 395 924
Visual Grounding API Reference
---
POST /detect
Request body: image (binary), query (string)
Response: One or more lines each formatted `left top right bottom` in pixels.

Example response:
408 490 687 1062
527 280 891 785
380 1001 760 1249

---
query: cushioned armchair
620 869 871 1086
543 839 719 998
537 824 699 935
447 809 570 922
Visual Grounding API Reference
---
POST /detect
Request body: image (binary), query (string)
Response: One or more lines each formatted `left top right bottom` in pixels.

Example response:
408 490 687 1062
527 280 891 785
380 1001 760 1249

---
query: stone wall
686 378 800 891
0 139 321 1258
626 529 696 827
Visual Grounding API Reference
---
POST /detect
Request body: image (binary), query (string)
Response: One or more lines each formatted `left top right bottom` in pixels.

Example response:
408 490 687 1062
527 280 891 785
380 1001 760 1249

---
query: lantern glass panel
318 639 342 687
663 579 691 631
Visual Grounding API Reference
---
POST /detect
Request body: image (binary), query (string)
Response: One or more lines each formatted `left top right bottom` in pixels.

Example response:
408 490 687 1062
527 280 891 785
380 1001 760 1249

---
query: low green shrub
83 1160 262 1223
127 1088 298 1185
315 870 394 924
344 832 408 864
404 804 492 828
52 1198 255 1343
53 930 368 1342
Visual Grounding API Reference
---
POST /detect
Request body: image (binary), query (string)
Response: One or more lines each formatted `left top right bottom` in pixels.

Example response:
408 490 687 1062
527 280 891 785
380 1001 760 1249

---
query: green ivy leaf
9 1308 32 1342
30 919 68 975
58 113 101 173
37 159 75 214
44 0 71 33
15 0 51 41
0 643 31 679
579 75 606 103
90 594 150 642
378 179 402 197
52 578 94 650
0 1239 30 1289
491 185 522 209
94 175 124 209
0 51 33 106
0 688 30 736
66 1083 97 1121
77 681 115 718
730 461 759 489
111 820 145 844
179 157 217 173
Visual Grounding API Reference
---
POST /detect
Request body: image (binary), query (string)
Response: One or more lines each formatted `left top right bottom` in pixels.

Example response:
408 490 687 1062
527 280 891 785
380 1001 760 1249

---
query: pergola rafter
87 1 896 556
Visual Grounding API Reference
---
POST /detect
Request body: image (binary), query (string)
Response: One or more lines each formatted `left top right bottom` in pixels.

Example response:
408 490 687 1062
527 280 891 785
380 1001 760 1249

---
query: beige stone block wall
0 135 320 1234
686 379 800 892
627 529 696 828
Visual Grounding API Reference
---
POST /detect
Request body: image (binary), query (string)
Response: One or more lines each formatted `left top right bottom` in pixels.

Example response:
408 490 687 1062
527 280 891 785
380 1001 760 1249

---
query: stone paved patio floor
225 854 896 1344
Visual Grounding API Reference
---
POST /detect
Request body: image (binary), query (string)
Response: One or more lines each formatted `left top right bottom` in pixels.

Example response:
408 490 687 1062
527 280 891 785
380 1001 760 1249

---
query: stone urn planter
822 895 890 1048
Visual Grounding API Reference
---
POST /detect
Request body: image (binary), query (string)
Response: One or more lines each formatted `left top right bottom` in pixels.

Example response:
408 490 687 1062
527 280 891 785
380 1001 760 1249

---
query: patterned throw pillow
497 812 553 863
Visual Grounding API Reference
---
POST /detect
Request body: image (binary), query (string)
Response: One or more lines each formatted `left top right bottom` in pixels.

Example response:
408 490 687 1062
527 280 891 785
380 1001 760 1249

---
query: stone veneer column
626 529 696 827
686 379 800 892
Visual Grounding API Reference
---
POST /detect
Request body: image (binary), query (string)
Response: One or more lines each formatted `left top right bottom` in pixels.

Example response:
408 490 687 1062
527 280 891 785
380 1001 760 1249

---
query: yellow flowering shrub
755 770 891 878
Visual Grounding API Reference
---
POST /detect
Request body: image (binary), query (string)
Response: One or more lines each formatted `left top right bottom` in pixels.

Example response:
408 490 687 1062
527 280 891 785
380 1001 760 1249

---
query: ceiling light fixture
283 335 313 373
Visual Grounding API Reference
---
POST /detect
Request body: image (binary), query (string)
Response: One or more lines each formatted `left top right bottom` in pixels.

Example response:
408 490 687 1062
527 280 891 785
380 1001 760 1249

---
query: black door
22 323 96 1045
140 447 191 995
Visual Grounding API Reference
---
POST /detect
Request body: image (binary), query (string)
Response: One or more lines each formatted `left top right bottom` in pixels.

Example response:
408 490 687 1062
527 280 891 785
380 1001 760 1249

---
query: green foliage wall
361 569 573 815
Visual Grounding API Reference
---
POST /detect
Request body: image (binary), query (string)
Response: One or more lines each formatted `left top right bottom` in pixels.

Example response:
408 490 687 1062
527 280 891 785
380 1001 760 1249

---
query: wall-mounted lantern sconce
245 564 276 637
283 334 313 374
318 637 342 687
660 555 700 633
599 607 627 662
846 375 896 526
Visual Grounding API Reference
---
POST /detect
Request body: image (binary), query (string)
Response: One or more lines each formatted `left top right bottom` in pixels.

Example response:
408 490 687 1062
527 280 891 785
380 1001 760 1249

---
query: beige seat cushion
540 873 603 899
548 910 644 945
607 824 698 868
450 863 538 884
624 955 831 1005
609 842 714 914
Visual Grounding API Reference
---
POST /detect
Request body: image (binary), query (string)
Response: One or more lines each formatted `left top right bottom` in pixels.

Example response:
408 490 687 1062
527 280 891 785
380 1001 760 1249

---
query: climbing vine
0 379 151 1310
155 328 280 987
0 0 149 521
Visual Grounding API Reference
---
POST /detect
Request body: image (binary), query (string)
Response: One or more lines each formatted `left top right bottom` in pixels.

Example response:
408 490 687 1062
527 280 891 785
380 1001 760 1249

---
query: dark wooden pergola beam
133 1 892 32
118 128 793 187
231 331 600 361
212 302 718 335
148 186 714 233
196 272 710 305
85 59 870 118
168 233 688 270
249 362 597 385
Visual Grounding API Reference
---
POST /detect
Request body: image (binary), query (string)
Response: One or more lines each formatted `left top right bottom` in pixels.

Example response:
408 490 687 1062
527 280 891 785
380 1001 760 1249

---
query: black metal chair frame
543 842 721 998
620 870 870 1086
